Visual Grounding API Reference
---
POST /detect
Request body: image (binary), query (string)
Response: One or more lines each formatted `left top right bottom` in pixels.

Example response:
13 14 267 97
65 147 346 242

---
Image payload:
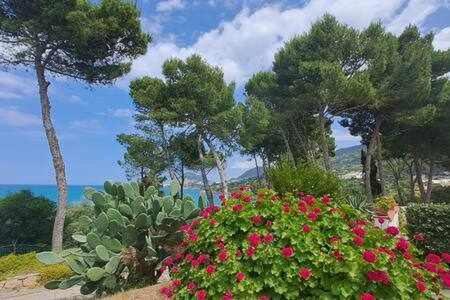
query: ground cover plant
163 188 450 299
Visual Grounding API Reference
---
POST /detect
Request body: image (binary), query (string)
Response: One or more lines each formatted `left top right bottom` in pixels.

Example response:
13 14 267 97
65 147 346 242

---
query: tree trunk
180 163 185 200
204 137 229 198
407 160 416 201
318 109 331 171
376 134 386 195
414 156 426 201
364 116 382 203
158 122 177 181
35 63 68 252
279 127 295 165
253 154 260 184
425 160 434 202
197 135 214 205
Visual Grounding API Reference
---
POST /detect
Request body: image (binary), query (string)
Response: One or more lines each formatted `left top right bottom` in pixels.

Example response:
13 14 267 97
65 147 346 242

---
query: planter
374 205 400 229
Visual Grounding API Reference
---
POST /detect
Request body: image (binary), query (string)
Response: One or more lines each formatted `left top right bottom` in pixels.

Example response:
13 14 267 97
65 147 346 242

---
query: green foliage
373 195 397 215
166 189 446 299
430 185 450 204
37 181 199 296
0 190 55 246
406 203 450 253
267 160 343 199
341 180 370 213
0 252 72 283
64 202 95 248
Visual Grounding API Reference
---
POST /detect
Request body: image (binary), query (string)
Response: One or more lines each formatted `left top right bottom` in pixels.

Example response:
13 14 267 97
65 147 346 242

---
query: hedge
405 203 450 254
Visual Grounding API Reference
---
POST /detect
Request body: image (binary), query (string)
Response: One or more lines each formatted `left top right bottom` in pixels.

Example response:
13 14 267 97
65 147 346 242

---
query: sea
0 184 212 205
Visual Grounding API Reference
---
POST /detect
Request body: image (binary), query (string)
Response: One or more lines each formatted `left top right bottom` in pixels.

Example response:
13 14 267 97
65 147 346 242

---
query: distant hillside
332 145 362 176
234 167 264 181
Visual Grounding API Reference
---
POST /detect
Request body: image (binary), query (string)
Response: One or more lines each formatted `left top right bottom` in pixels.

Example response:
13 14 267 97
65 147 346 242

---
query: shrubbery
164 188 449 299
0 190 55 246
430 185 450 204
267 161 343 199
406 203 450 254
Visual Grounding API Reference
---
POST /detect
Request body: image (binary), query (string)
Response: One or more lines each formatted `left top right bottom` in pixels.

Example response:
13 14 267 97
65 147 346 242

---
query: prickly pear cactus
37 181 199 296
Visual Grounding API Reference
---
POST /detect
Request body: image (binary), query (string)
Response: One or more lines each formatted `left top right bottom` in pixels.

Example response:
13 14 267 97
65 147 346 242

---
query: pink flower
259 295 270 300
159 286 173 298
362 250 377 263
265 220 273 228
360 292 376 300
247 246 256 257
424 262 438 273
218 250 229 262
298 267 312 280
385 226 399 236
248 233 262 247
416 281 427 293
197 254 209 265
352 226 366 237
298 200 308 213
302 224 311 233
304 195 316 205
329 236 340 244
222 291 233 300
425 253 441 264
236 272 246 282
243 195 252 202
206 264 216 274
395 238 409 253
282 203 291 213
442 252 450 264
196 289 208 300
171 279 182 287
281 246 295 258
333 250 344 261
307 211 318 221
441 272 450 288
413 233 425 241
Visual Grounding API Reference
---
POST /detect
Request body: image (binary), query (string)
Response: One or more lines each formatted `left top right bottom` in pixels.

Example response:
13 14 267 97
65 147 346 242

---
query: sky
1 0 450 185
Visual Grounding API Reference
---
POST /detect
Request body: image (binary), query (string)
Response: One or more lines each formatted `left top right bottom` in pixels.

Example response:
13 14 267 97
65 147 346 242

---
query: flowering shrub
373 195 397 215
162 188 449 299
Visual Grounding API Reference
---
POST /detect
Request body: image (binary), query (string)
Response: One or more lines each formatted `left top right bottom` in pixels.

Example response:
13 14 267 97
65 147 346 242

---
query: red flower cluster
302 224 311 233
298 267 312 280
251 215 264 225
395 238 409 253
236 272 246 282
359 292 376 300
218 250 229 262
196 289 208 300
362 250 377 263
385 226 399 236
366 270 390 285
200 205 220 218
232 204 244 213
248 233 262 247
416 280 427 293
206 264 216 274
321 194 332 205
281 246 295 258
223 290 233 300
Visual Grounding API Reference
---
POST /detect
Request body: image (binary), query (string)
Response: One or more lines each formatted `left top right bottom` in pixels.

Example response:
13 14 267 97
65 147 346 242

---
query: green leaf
44 280 62 290
72 234 87 243
124 225 138 246
135 213 149 229
103 237 123 253
118 204 133 218
58 275 83 289
95 245 110 262
66 257 86 274
36 252 64 265
95 212 109 235
86 232 102 249
86 267 106 282
105 256 120 274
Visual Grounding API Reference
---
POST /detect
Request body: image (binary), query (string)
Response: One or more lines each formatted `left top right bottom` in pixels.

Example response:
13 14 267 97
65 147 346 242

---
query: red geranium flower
248 233 262 247
243 195 252 202
304 195 316 205
197 254 209 265
282 203 291 213
160 286 173 298
247 246 256 257
322 195 331 205
416 281 427 293
232 204 244 213
352 226 366 237
196 289 208 300
218 250 229 262
329 236 340 244
302 224 311 233
426 253 441 264
251 215 264 225
366 270 390 285
298 267 312 280
442 252 450 263
363 250 377 263
385 226 399 236
171 279 182 287
395 238 409 253
263 233 274 244
413 232 425 241
353 236 364 246
360 292 376 300
298 200 308 213
187 281 197 294
206 264 216 274
281 246 295 258
236 272 246 282
332 250 344 261
441 272 450 288
424 262 438 273
265 220 273 228
259 295 270 300
307 211 318 221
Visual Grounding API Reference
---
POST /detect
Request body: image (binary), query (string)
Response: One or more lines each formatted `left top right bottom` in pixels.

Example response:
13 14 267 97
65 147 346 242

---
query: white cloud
0 107 40 127
434 27 450 50
123 0 444 89
69 119 102 131
66 95 87 105
156 0 185 12
111 108 133 119
0 72 35 100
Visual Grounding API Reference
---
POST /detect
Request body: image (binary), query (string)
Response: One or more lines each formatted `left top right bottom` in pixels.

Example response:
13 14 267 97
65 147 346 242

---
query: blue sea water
0 184 211 205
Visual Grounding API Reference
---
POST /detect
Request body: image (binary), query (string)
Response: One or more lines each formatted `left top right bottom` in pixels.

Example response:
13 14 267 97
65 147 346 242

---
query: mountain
234 167 264 181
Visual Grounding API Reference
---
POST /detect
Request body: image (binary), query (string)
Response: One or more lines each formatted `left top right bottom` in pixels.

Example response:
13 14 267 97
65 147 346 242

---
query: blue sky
1 0 450 185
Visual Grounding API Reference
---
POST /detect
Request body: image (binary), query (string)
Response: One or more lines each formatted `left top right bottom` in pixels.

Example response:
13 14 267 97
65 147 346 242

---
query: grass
0 252 73 283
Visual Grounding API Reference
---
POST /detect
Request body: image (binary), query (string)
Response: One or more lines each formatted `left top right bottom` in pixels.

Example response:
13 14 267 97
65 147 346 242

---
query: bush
165 188 449 299
0 190 55 246
63 202 95 248
406 203 450 254
267 160 343 199
0 252 72 282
